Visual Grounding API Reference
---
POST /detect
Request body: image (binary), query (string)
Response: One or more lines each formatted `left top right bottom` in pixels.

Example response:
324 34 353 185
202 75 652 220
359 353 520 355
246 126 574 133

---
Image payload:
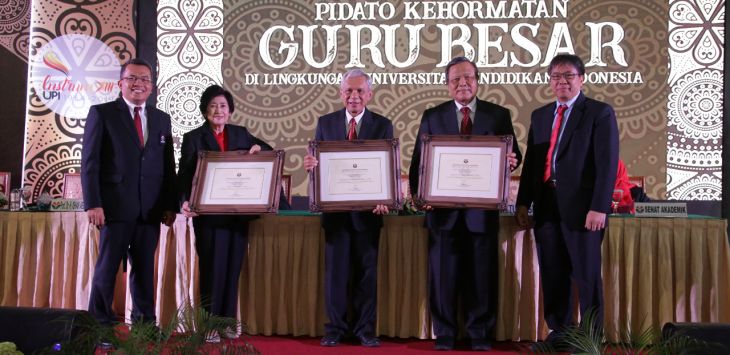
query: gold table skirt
1 212 728 342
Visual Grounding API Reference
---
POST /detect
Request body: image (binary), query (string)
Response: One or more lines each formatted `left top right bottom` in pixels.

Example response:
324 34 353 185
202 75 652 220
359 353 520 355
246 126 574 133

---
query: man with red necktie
516 54 619 351
81 58 177 339
304 69 392 348
409 57 521 351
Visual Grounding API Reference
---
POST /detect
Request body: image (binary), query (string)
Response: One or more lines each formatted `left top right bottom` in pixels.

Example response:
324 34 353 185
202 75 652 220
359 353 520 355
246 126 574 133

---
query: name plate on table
635 202 688 217
50 199 84 211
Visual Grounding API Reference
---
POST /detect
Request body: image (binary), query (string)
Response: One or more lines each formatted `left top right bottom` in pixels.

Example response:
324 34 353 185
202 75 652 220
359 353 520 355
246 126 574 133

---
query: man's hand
248 144 261 155
515 205 530 228
584 210 606 231
412 194 432 211
162 210 176 226
373 204 389 215
181 201 198 218
87 207 105 227
507 152 518 171
304 154 318 171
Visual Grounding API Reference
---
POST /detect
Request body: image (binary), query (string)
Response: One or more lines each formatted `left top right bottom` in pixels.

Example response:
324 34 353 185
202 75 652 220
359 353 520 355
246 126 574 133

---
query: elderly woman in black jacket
177 84 278 342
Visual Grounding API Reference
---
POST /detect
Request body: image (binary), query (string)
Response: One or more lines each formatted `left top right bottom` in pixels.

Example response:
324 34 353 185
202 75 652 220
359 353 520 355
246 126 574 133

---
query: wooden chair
281 174 292 205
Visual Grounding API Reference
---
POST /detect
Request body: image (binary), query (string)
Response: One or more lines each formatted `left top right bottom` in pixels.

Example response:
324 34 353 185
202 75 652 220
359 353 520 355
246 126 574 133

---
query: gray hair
341 69 372 90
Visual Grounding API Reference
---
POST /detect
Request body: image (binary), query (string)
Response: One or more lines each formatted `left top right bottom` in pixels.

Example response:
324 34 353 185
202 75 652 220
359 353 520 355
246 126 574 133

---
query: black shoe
434 336 455 350
358 334 381 347
470 338 492 351
320 332 342 346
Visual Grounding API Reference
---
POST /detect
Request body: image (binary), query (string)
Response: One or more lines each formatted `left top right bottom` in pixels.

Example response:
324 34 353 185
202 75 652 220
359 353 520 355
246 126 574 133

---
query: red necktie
347 118 357 140
133 106 144 146
544 104 567 182
460 106 472 135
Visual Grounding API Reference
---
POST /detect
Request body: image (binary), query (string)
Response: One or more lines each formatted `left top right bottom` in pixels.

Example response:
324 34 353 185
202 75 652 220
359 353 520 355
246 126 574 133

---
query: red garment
544 105 567 182
133 106 144 146
613 160 635 213
213 127 227 152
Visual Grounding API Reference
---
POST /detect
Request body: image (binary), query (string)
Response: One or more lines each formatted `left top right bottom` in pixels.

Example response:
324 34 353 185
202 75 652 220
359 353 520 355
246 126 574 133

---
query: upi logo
30 34 120 118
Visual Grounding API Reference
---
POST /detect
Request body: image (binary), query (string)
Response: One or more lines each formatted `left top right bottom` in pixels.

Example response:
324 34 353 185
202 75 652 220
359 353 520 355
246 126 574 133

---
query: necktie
347 118 357 140
133 106 144 146
544 104 567 182
460 106 472 135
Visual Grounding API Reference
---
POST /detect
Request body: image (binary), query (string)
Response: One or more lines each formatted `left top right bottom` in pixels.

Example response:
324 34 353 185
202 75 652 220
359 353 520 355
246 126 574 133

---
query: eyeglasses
122 76 153 84
449 75 476 85
550 72 580 81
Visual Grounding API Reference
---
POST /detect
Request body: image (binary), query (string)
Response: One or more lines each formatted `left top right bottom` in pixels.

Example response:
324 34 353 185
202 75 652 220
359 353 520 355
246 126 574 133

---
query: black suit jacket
516 92 619 229
315 108 394 231
81 98 177 223
177 122 275 225
409 99 522 233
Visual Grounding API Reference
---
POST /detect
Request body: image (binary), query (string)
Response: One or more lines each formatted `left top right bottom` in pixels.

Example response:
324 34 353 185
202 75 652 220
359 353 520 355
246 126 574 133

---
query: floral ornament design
158 71 216 137
158 0 223 70
668 0 724 66
667 69 723 140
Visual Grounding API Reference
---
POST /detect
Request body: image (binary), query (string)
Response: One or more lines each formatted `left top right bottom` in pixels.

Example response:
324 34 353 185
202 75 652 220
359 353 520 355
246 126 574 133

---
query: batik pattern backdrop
159 0 682 199
666 0 724 200
0 0 31 190
22 0 135 200
156 0 224 166
18 1 723 201
0 0 30 61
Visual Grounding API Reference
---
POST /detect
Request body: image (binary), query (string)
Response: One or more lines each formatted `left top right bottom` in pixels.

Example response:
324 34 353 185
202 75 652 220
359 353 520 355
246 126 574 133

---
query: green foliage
38 302 260 355
525 308 727 355
0 342 23 355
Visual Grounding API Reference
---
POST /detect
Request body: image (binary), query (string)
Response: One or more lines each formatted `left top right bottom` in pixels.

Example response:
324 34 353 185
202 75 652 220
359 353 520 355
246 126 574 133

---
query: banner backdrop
22 0 135 200
156 0 723 200
0 0 31 190
18 0 723 202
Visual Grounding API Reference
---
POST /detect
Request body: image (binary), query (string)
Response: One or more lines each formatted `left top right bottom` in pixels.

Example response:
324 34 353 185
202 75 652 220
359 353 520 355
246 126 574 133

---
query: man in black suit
515 54 619 348
304 69 392 348
409 57 521 351
81 58 177 329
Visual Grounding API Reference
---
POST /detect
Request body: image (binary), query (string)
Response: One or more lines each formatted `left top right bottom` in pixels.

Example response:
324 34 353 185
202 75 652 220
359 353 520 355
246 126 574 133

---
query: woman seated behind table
177 84 284 341
614 159 651 213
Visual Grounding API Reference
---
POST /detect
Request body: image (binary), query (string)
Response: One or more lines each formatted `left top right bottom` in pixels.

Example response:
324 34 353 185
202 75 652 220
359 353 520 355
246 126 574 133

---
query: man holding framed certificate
408 57 521 351
304 69 392 348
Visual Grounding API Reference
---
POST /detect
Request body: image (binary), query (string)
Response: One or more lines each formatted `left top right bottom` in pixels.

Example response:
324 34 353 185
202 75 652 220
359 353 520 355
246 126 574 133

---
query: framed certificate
309 139 402 212
416 135 512 210
62 173 82 199
189 150 285 214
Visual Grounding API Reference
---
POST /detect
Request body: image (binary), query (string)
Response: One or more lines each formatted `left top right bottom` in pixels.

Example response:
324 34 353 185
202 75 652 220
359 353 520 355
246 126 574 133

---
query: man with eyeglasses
408 56 521 351
81 58 177 342
515 54 619 350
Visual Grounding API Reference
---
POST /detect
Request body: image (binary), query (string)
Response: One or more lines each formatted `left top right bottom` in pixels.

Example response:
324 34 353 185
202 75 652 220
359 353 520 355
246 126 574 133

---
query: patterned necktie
347 118 357 140
460 106 472 135
544 104 567 182
133 106 144 146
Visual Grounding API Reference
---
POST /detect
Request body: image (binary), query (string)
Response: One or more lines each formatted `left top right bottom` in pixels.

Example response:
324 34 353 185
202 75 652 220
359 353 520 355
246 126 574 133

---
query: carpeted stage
243 335 529 354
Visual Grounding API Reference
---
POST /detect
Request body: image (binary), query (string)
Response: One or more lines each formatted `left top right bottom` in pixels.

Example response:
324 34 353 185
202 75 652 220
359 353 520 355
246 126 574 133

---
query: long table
1 211 728 342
